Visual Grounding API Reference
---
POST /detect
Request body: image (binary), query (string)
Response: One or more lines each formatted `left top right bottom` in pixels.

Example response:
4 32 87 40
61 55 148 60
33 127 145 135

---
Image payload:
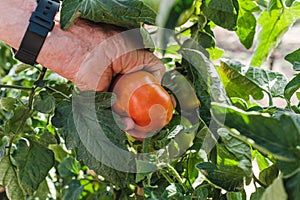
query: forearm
0 0 119 81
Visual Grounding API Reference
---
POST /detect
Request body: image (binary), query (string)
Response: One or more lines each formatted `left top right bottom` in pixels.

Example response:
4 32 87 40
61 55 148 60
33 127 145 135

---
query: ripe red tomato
112 71 174 138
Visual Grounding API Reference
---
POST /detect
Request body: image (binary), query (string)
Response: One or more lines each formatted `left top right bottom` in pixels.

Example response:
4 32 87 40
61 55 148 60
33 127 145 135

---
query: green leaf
197 162 244 191
250 187 265 200
285 48 300 71
211 103 300 161
0 156 26 200
52 94 135 188
217 128 252 178
63 180 83 200
226 191 246 200
236 8 256 49
15 63 31 74
58 157 80 178
48 144 69 163
181 48 230 125
4 106 32 134
260 177 287 200
277 159 300 178
157 0 194 51
284 74 300 101
140 26 155 52
251 2 300 67
267 0 282 13
286 0 297 7
33 91 55 114
135 160 157 183
218 59 288 101
33 180 50 200
259 164 279 186
60 0 156 30
284 171 300 200
12 138 54 195
0 136 8 161
201 0 239 30
162 183 185 199
0 97 16 111
253 150 270 171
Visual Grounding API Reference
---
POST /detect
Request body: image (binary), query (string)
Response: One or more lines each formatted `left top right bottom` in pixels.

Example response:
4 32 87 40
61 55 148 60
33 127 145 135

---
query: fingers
112 50 165 83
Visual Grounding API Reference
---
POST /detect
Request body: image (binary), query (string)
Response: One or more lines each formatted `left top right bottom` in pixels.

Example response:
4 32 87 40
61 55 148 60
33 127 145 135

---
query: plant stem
160 170 174 185
45 86 70 99
16 67 48 134
253 174 268 188
0 84 32 91
166 164 188 192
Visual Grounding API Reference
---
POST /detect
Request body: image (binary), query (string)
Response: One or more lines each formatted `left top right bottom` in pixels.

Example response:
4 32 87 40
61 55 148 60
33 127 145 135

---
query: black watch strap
15 0 60 65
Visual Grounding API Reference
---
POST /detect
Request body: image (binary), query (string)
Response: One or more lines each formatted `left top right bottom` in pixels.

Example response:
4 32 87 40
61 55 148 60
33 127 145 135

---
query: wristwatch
14 0 60 65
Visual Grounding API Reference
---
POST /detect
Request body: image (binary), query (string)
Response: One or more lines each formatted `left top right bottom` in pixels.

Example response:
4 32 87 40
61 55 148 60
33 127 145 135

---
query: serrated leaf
58 157 80 178
197 162 244 191
60 0 156 30
284 74 300 101
260 177 287 200
218 59 288 101
63 180 83 200
0 156 26 200
181 48 230 125
211 103 300 161
12 138 54 195
33 91 55 114
201 0 239 30
284 171 300 200
251 2 300 67
0 97 16 111
52 95 135 188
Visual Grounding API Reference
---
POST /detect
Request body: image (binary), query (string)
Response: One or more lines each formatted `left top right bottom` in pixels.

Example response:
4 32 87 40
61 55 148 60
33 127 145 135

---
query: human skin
0 0 165 91
0 0 166 132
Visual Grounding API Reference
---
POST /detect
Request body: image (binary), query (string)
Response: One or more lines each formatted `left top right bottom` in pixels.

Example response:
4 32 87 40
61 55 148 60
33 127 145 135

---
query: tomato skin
112 71 174 138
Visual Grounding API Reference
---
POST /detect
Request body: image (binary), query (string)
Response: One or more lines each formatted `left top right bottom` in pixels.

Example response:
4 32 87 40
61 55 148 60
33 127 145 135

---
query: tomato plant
1 0 300 200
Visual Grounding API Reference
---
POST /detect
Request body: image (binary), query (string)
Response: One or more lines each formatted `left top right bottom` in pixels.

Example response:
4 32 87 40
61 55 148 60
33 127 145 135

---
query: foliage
0 0 300 199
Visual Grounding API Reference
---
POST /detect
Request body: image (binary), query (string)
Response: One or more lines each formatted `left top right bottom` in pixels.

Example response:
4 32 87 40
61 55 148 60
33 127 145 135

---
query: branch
0 84 32 91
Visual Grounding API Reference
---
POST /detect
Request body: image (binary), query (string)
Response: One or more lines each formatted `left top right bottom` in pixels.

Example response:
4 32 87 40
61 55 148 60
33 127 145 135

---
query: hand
0 0 165 91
